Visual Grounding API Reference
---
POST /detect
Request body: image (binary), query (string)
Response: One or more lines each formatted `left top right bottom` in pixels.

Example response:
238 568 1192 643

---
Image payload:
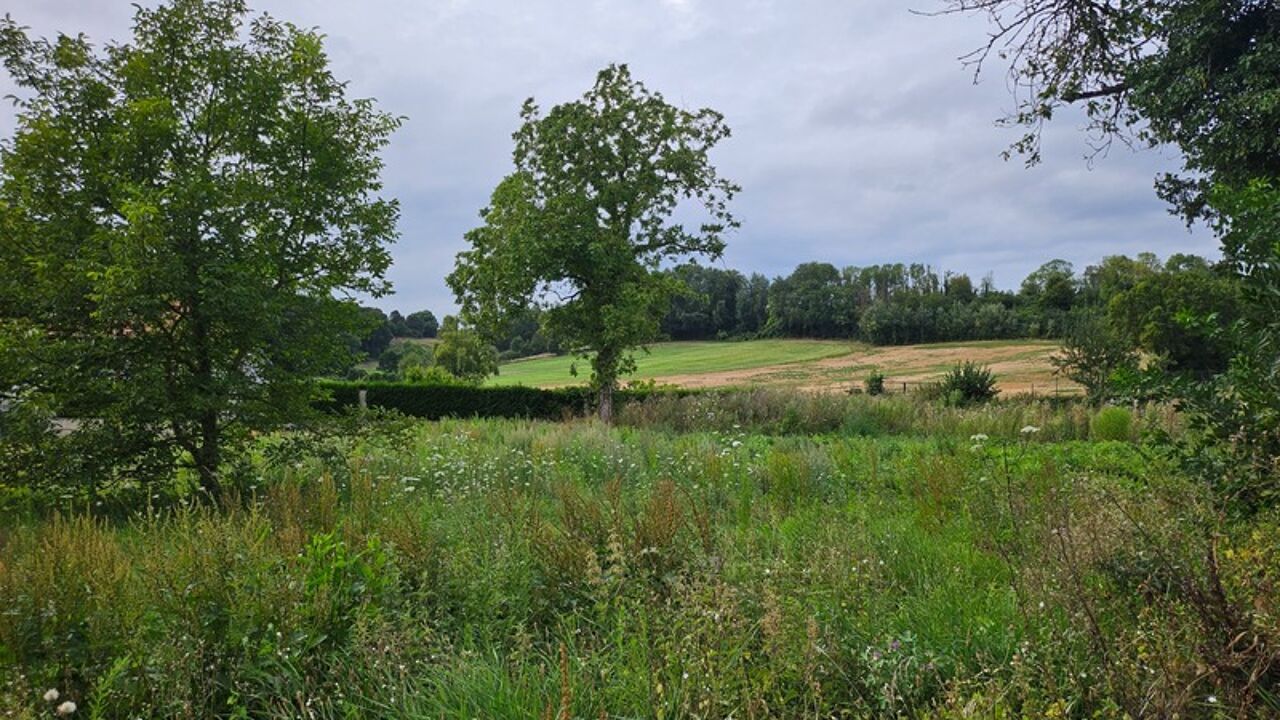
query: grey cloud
1 0 1216 314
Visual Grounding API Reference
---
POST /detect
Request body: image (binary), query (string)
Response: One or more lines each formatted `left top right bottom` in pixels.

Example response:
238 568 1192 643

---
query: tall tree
0 0 400 498
448 64 738 421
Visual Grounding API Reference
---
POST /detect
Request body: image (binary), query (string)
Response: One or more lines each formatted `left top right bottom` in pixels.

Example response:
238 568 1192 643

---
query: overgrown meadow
3 395 1273 719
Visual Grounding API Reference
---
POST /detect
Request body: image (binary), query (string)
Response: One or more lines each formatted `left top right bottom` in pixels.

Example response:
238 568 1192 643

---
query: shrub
864 369 886 396
1051 311 1136 405
402 364 468 385
1090 406 1134 441
939 362 998 405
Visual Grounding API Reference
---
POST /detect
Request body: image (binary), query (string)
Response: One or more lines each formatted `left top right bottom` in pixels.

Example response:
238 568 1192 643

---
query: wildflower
969 433 988 443
43 689 59 702
1020 425 1040 435
1208 695 1218 704
56 701 76 716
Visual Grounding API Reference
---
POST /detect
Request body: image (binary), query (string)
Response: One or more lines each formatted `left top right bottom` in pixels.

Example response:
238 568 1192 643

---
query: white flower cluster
42 690 76 715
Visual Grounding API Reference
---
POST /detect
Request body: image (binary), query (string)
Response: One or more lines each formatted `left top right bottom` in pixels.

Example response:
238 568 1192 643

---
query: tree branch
1063 83 1128 102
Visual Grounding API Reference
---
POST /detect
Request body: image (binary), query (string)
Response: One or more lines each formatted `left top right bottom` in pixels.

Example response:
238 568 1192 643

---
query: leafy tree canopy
432 316 498 383
405 309 439 338
1020 259 1077 312
448 64 738 420
0 0 400 498
942 0 1280 222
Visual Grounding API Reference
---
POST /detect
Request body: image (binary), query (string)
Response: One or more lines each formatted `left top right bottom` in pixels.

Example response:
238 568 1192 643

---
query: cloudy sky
1 0 1215 314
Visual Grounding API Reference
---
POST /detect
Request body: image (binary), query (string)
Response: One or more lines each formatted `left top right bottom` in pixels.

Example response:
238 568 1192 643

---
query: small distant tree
432 317 498 383
378 342 433 377
448 64 738 421
387 310 410 337
357 307 395 359
377 345 405 374
1052 312 1137 405
945 273 976 302
0 0 400 498
1020 260 1077 313
405 309 439 338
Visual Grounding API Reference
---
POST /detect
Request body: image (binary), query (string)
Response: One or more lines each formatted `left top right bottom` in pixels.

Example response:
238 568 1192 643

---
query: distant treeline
357 251 1237 369
661 252 1235 350
355 308 439 358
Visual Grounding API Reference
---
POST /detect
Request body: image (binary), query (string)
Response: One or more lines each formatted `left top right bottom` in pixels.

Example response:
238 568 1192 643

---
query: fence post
902 382 908 394
358 389 367 410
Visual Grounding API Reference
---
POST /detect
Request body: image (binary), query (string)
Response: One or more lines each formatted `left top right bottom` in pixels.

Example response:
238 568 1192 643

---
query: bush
402 364 468 385
864 369 886 396
1090 406 1134 441
939 362 998 405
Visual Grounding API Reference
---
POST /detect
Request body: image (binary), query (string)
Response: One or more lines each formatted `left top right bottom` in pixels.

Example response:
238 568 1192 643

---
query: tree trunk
188 301 222 502
597 380 615 424
194 411 222 502
594 346 619 424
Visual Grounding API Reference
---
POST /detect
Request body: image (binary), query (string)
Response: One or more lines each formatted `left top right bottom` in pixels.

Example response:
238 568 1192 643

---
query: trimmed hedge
314 380 695 421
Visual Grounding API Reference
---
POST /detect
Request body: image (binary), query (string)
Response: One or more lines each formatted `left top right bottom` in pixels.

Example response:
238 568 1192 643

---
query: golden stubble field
493 339 1081 396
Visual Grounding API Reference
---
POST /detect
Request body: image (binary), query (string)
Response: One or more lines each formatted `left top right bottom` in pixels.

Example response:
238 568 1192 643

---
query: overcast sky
2 0 1216 314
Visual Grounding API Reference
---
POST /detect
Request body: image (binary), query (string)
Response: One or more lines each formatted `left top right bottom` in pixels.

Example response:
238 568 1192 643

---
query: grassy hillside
490 338 1077 395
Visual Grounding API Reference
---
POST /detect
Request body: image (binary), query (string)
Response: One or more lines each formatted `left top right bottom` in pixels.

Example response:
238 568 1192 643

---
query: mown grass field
491 338 1077 395
490 338 857 387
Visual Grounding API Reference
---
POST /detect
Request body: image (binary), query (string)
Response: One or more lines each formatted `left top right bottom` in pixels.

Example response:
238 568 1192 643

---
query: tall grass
617 388 1182 442
0 414 1269 718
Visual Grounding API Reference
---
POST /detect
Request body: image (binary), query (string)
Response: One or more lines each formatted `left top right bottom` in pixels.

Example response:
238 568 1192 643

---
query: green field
490 338 862 387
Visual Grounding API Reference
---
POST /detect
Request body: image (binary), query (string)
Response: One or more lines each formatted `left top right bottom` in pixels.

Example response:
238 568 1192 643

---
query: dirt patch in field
653 341 1080 396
